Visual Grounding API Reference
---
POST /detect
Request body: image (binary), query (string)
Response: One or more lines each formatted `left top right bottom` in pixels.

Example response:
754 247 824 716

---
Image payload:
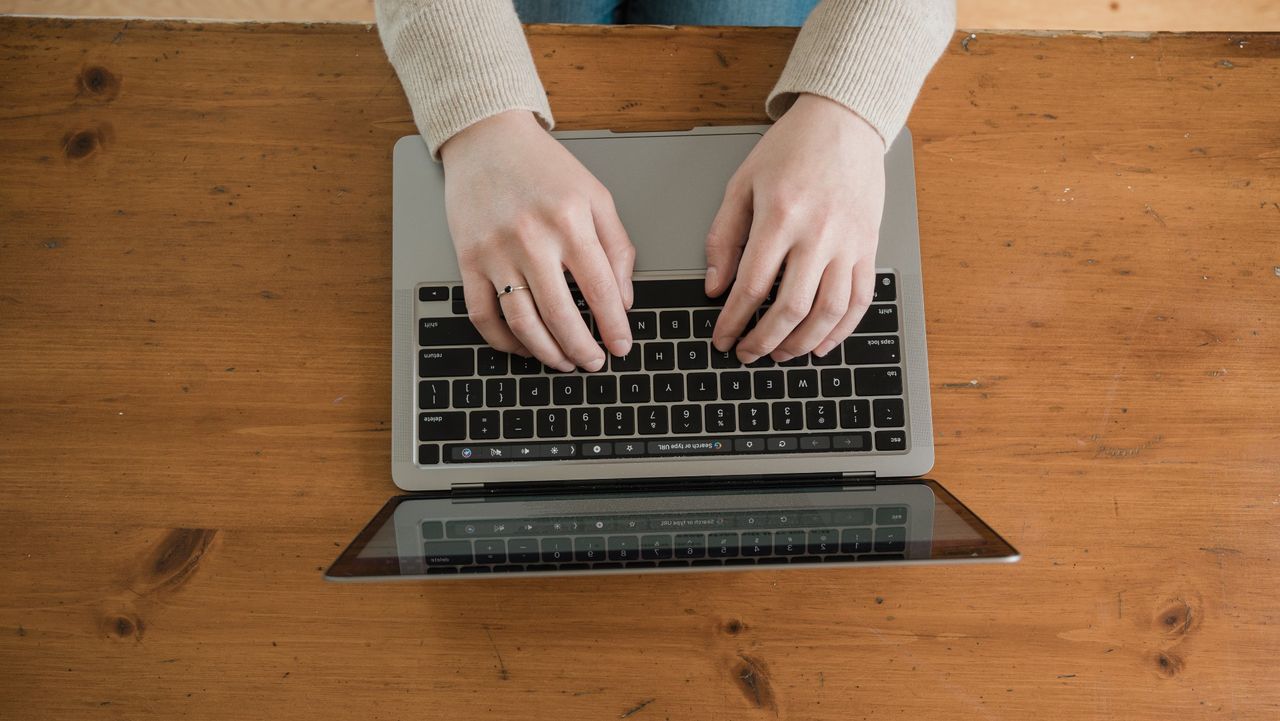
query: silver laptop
326 126 1018 581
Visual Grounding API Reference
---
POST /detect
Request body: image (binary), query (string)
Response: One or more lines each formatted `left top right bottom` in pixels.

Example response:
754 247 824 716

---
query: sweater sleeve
374 0 553 159
766 0 955 145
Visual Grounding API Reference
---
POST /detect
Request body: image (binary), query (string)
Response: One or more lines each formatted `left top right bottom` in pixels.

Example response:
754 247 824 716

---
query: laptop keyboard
415 274 907 466
419 505 909 574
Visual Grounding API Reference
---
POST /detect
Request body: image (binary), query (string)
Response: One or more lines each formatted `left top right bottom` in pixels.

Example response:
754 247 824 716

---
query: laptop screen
326 480 1018 580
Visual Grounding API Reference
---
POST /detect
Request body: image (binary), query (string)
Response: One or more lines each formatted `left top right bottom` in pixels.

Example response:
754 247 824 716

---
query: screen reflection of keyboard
419 506 908 574
415 274 907 466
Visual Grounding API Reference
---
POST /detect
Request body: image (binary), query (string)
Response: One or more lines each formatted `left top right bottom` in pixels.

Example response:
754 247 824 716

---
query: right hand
440 110 635 373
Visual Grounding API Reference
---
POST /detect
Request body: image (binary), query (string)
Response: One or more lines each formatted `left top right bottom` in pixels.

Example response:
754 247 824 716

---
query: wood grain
1 18 1278 720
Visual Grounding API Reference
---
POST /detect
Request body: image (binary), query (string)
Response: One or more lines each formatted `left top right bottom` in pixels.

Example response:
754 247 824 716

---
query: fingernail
713 336 732 352
556 361 576 373
607 339 631 357
584 356 605 372
813 343 832 358
705 266 718 294
773 352 793 363
739 351 759 364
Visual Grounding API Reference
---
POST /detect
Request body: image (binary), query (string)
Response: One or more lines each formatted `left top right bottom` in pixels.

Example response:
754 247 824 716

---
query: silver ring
496 284 530 299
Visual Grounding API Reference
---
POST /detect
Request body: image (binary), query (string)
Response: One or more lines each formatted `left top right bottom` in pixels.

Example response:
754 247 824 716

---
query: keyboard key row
429 507 904 538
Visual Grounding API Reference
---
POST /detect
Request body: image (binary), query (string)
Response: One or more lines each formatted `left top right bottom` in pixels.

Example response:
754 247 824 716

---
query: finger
711 219 789 355
704 177 752 297
497 281 575 372
772 259 852 361
525 255 607 372
814 256 877 356
461 268 527 355
591 193 636 310
565 239 632 359
736 251 826 363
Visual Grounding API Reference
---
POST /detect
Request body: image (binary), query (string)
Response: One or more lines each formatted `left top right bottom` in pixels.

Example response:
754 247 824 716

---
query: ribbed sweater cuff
375 0 554 159
766 0 955 145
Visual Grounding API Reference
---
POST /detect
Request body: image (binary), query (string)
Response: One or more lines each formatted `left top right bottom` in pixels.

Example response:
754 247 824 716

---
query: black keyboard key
812 345 842 366
552 375 583 406
644 342 675 370
537 408 568 438
585 375 617 404
671 405 702 434
419 285 449 302
653 373 684 402
774 530 806 555
855 367 903 396
833 508 873 525
637 406 668 435
874 527 906 553
806 400 837 430
570 407 601 437
710 347 741 369
692 309 719 338
425 567 458 574
833 433 871 451
418 380 449 409
477 348 509 376
452 379 483 408
686 372 717 401
807 529 838 554
470 410 500 439
423 541 473 565
628 311 657 340
502 409 534 439
767 436 798 452
691 559 723 567
705 404 735 432
779 353 808 367
738 403 769 432
604 406 635 435
519 377 551 406
873 273 896 302
619 375 650 403
677 341 708 369
721 371 751 400
786 369 819 398
771 402 803 431
540 537 572 563
875 430 907 451
485 377 516 407
450 285 467 314
820 368 853 398
419 348 474 378
741 532 772 556
854 304 898 333
419 317 485 347
659 310 690 339
419 412 466 441
674 534 706 559
574 536 607 562
840 527 872 554
508 538 538 563
873 398 905 427
475 539 506 564
641 534 673 560
607 535 640 561
844 335 901 365
418 443 440 465
610 349 642 372
707 533 738 557
839 399 871 428
632 279 721 309
511 355 542 375
746 354 774 368
753 371 785 399
877 506 908 524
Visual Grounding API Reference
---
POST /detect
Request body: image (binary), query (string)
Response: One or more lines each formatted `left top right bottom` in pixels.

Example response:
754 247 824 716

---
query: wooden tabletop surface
1 17 1277 720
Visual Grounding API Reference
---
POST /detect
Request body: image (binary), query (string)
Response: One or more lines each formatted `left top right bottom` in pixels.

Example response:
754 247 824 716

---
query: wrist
790 93 884 150
440 110 541 164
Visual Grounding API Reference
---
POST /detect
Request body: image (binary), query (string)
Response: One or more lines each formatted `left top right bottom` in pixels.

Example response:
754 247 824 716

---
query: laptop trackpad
562 131 762 274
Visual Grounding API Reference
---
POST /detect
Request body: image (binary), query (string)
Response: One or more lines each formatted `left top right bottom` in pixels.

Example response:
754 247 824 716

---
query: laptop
326 126 1019 581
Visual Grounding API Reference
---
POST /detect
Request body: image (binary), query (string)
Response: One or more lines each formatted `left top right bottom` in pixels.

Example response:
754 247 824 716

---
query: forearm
375 0 553 159
767 0 956 145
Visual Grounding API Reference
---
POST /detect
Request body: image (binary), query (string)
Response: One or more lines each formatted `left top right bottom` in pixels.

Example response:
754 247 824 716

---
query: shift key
419 317 485 346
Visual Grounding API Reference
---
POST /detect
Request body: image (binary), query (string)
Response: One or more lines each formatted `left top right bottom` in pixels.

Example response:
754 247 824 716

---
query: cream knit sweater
375 0 955 158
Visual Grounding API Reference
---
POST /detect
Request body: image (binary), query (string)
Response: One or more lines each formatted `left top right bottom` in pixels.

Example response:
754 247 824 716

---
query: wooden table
1 17 1277 720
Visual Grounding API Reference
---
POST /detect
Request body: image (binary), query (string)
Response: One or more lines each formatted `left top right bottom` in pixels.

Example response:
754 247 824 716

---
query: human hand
440 110 635 372
705 93 886 363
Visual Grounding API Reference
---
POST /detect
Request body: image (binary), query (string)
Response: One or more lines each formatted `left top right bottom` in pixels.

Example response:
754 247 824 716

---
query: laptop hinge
449 472 852 499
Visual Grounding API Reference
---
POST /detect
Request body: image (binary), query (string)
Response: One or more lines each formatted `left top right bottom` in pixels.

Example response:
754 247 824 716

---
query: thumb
705 180 752 297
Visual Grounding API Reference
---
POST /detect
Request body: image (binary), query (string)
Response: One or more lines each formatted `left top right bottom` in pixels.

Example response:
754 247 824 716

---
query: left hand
705 93 886 363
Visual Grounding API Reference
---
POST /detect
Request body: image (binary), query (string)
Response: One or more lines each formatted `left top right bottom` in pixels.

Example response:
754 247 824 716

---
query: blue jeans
513 0 819 26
